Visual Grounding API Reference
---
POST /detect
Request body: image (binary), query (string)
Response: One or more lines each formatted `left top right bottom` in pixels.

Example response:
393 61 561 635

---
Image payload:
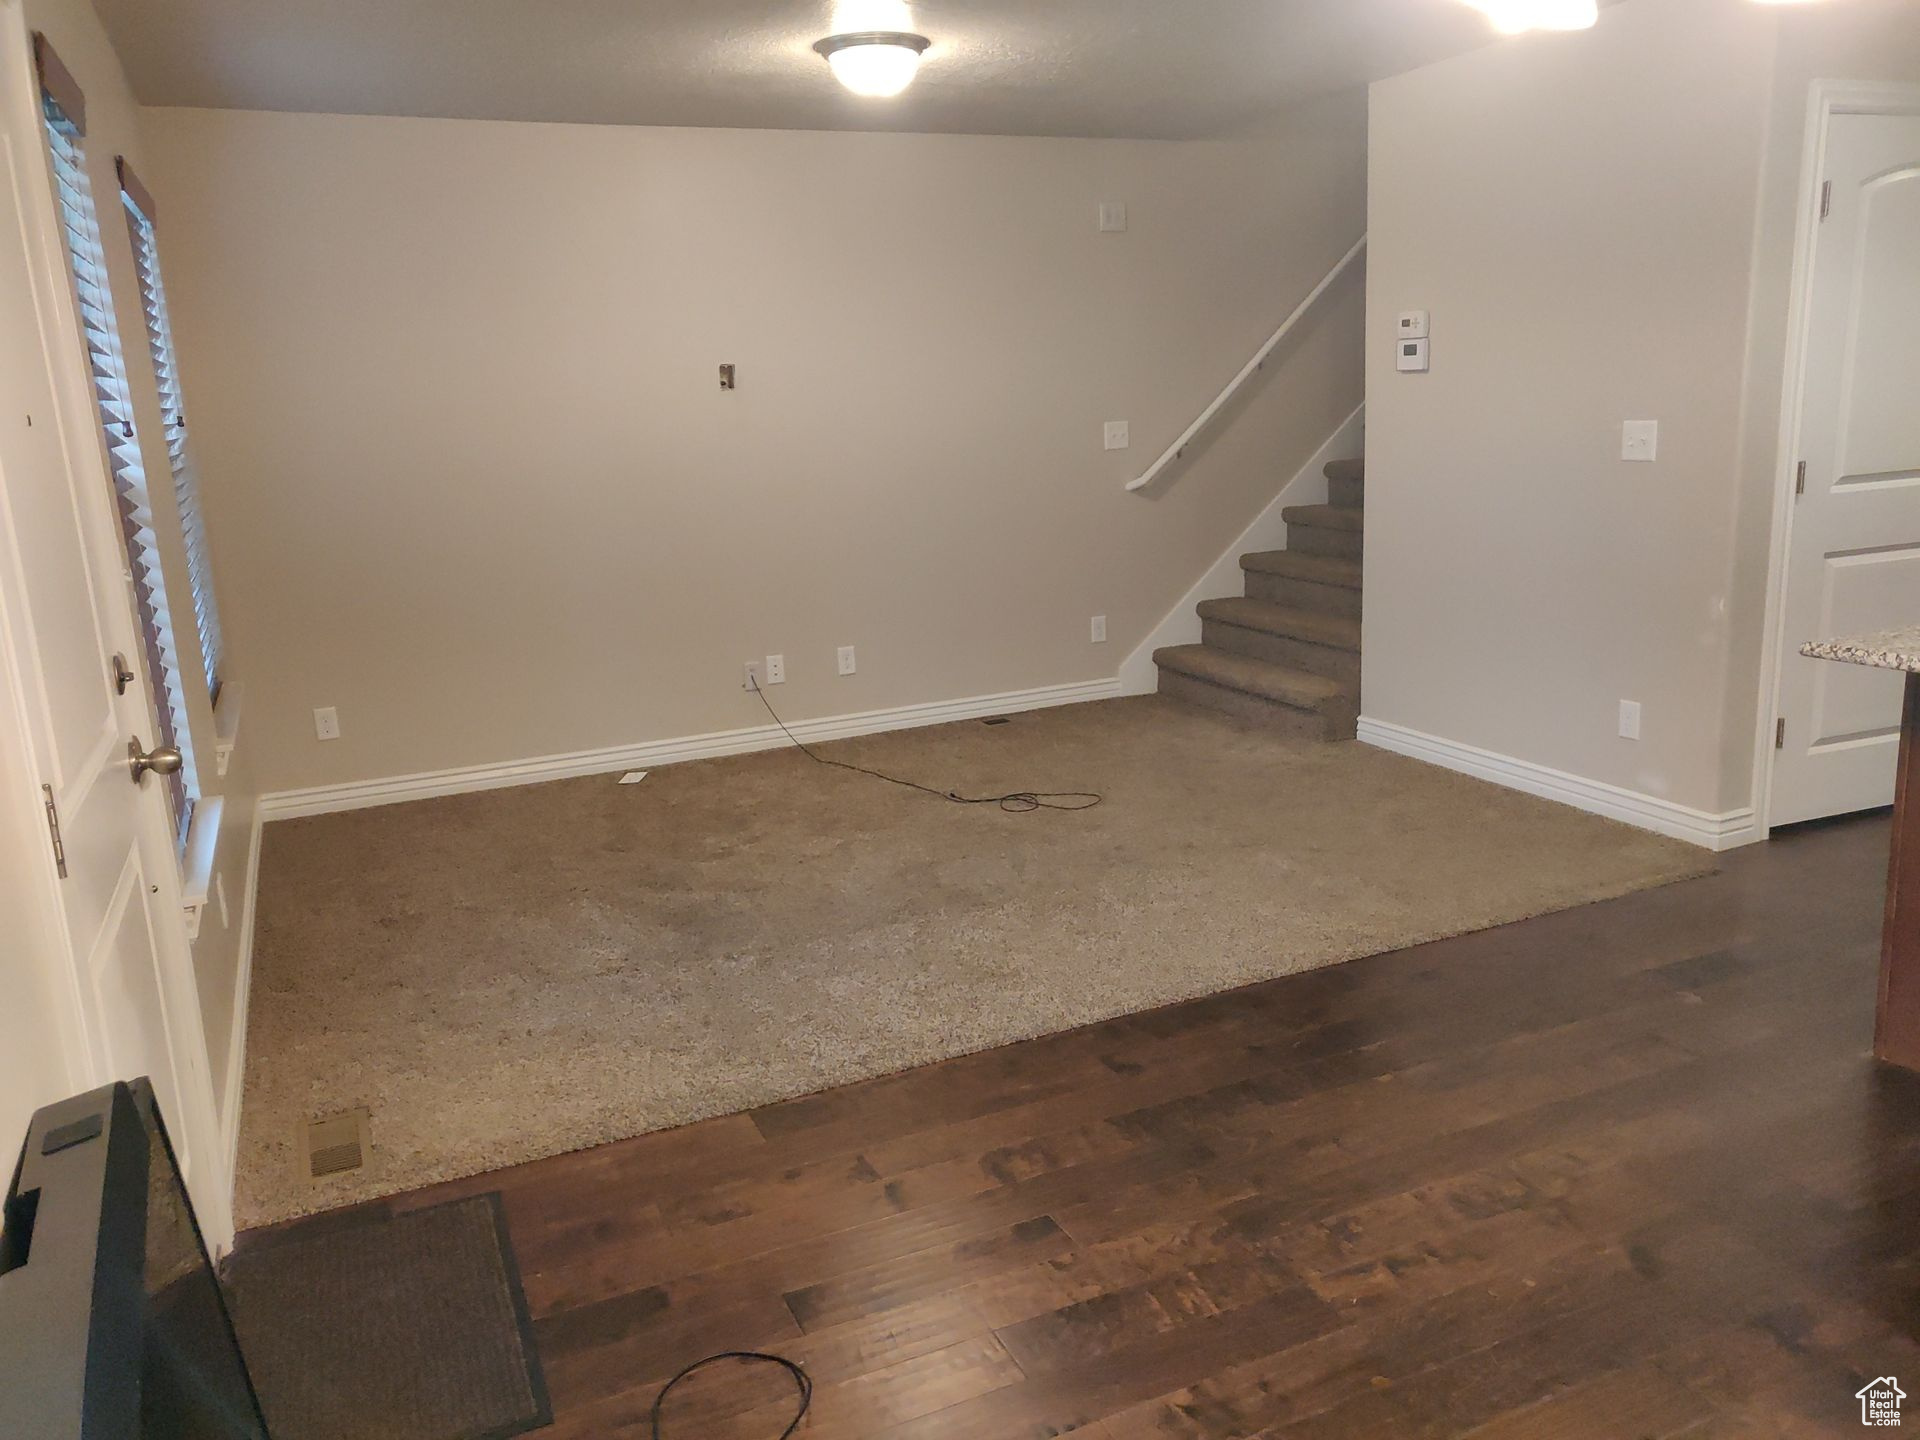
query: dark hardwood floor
240 812 1920 1437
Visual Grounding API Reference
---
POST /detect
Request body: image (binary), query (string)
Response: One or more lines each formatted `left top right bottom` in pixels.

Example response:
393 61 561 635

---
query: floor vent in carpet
982 715 1012 726
302 1109 370 1181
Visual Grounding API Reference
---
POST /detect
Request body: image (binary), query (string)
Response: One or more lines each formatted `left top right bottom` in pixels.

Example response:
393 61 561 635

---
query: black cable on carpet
749 677 1101 813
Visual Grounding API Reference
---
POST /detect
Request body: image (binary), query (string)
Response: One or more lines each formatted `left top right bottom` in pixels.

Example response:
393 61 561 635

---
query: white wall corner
1357 717 1761 853
218 806 265 1246
1118 403 1366 695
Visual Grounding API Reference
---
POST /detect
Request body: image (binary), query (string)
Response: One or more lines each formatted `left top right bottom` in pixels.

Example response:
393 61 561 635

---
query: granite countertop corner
1801 625 1920 674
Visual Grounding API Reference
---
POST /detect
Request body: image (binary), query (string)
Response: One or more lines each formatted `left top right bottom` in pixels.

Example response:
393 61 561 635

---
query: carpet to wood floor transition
235 695 1709 1228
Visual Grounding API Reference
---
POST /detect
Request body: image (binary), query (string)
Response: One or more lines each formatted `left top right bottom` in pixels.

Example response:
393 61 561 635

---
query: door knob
128 737 184 784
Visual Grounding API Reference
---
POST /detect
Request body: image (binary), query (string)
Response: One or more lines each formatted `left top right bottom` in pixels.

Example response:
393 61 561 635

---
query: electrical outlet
837 646 857 677
1618 700 1642 741
1621 420 1658 463
1104 421 1130 451
1091 615 1108 644
743 661 762 691
313 706 340 741
766 654 786 685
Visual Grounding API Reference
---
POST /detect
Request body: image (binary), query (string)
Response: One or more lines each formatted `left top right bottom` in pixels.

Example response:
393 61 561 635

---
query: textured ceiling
90 0 1506 140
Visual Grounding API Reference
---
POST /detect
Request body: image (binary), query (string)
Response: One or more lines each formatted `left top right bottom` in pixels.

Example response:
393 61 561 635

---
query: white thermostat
1397 310 1430 340
1396 337 1430 373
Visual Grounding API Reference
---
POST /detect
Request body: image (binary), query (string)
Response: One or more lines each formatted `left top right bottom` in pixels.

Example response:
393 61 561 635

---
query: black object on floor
651 1351 812 1439
222 1193 550 1440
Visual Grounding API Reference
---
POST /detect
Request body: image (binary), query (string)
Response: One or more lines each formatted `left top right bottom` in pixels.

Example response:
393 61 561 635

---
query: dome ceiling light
1459 0 1598 33
1462 0 1828 37
812 30 932 98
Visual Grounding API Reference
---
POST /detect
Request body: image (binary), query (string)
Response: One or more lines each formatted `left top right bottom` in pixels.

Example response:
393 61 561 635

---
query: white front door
0 13 228 1242
1772 109 1920 828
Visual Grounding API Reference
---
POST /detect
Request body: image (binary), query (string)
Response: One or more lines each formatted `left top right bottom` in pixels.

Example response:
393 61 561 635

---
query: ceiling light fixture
1459 0 1598 33
812 31 932 98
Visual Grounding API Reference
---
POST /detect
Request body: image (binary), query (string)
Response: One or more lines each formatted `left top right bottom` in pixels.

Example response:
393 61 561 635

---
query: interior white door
0 15 228 1242
1772 110 1920 828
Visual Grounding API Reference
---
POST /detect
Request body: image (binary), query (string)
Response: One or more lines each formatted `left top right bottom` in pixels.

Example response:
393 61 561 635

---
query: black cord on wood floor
650 1351 812 1439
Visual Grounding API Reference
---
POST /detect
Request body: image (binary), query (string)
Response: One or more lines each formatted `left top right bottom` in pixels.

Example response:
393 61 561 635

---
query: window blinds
120 162 225 705
36 36 197 838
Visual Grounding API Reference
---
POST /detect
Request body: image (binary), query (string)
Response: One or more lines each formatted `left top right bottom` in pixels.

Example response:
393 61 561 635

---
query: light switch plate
1104 421 1130 451
1622 420 1658 463
1397 310 1430 340
1395 338 1429 373
1098 202 1128 233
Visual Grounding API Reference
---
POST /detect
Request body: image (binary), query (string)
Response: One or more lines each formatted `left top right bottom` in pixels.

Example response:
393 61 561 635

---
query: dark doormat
222 1193 551 1440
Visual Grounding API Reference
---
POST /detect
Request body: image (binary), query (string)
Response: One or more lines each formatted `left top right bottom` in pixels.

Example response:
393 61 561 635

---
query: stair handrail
1126 234 1367 493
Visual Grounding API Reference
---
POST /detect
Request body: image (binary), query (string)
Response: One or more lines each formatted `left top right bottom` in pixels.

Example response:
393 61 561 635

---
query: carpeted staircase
1153 456 1363 739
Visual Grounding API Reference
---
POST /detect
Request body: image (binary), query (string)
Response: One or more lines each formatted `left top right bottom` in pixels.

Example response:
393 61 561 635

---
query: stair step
1240 550 1363 618
1153 645 1356 739
1325 457 1365 509
1240 550 1362 587
1153 643 1345 708
1196 598 1360 651
1201 611 1360 685
1282 504 1362 561
1281 504 1363 532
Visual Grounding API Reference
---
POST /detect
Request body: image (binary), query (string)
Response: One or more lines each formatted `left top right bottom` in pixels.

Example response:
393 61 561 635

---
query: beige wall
1364 0 1915 823
21 0 258 1111
140 97 1368 795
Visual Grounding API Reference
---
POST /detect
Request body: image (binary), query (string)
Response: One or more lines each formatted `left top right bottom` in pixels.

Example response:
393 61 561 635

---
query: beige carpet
236 696 1710 1227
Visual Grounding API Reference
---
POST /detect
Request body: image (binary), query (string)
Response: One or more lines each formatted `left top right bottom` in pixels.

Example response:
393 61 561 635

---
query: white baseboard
259 677 1124 821
1357 717 1760 852
1119 402 1366 694
220 806 263 1209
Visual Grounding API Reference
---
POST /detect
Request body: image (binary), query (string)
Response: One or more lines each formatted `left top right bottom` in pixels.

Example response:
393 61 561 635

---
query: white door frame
1752 79 1920 840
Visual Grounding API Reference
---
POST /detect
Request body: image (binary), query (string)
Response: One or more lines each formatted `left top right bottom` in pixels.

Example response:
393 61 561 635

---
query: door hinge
1776 717 1787 751
1795 460 1806 497
1820 181 1832 221
42 783 67 879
